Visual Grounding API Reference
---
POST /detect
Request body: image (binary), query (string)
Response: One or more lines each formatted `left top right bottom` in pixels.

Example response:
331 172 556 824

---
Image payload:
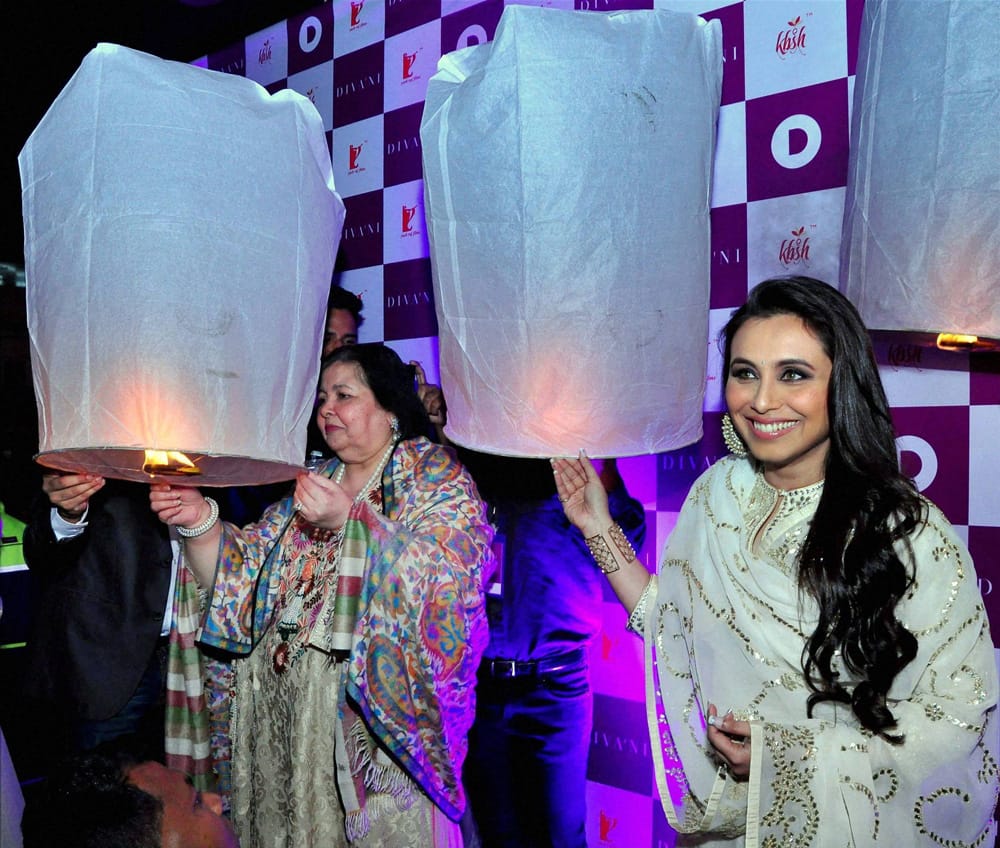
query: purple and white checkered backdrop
193 2 1000 844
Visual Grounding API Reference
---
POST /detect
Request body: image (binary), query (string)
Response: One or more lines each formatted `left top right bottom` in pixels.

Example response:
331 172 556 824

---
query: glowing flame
935 333 1000 352
142 449 201 476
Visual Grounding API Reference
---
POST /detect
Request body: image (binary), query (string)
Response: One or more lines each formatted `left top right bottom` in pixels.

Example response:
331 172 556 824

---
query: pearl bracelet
177 496 219 538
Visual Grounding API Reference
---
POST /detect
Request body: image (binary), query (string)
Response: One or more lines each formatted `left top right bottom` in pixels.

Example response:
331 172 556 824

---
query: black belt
480 647 587 680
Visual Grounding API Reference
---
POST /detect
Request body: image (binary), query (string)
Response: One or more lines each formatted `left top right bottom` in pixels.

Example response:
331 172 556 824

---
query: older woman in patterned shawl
151 343 492 848
553 277 999 846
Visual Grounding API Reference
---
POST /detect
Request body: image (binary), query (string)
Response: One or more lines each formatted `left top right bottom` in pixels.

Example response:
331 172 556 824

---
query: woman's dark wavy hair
321 343 430 440
722 276 924 742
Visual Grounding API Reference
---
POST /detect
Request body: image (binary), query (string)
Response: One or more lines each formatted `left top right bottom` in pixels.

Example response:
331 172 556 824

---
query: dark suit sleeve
21 491 89 575
20 481 174 720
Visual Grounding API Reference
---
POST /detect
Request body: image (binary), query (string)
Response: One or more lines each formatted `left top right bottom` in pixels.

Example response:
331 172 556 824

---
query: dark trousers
72 639 168 761
465 659 591 848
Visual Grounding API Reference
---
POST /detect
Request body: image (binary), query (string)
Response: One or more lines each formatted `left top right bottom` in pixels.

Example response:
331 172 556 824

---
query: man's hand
412 361 448 427
42 473 105 523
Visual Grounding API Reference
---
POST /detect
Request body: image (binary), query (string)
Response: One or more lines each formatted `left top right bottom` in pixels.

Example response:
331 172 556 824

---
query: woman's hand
150 484 220 588
551 451 613 538
43 472 105 522
706 703 751 779
293 472 353 531
149 484 206 529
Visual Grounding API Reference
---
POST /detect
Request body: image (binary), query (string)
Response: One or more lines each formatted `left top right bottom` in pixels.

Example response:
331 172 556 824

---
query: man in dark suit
21 472 174 762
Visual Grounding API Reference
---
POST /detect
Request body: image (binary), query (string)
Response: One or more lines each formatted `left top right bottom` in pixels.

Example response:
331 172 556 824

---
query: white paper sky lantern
19 43 345 485
421 6 722 458
841 0 1000 347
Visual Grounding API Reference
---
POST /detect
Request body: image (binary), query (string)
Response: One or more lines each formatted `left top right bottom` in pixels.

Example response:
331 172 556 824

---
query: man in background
413 377 646 848
322 285 362 356
460 453 645 848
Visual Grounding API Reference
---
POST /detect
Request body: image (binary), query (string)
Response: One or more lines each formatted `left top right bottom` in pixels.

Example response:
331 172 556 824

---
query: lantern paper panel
420 6 722 458
19 43 345 485
841 0 1000 340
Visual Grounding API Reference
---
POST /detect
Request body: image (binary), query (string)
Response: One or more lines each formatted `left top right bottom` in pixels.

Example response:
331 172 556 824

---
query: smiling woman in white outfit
553 276 999 847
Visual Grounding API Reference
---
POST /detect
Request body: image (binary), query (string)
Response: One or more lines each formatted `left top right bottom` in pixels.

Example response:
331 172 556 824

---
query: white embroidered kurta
640 455 999 846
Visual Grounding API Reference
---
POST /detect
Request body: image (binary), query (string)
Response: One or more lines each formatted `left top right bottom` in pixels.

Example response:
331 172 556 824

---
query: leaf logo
788 15 801 26
792 226 805 237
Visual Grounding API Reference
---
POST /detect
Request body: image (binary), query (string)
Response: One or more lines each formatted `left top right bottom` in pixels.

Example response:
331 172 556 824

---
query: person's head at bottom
21 751 238 848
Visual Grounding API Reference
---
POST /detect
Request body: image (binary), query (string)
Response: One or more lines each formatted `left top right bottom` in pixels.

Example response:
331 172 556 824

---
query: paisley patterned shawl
644 455 1000 847
166 437 492 816
328 440 492 819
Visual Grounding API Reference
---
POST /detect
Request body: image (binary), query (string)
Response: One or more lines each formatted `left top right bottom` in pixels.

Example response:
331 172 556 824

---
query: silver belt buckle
491 659 518 678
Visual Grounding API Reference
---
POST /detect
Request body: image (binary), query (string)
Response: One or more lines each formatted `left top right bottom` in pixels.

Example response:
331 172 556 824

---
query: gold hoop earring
721 413 748 458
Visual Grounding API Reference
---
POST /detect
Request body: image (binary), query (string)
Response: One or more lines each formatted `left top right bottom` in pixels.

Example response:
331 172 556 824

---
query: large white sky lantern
421 6 722 458
841 0 1000 349
19 43 345 485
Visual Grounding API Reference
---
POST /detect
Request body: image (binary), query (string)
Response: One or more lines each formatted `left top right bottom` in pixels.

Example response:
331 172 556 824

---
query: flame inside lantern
935 333 1000 352
142 449 202 477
